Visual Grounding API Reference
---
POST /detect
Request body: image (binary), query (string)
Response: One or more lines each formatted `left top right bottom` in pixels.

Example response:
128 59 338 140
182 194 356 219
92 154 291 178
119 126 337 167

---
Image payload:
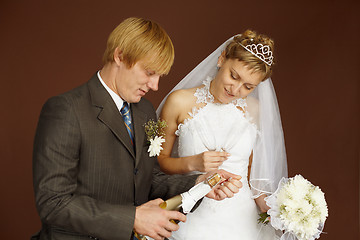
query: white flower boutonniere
148 136 165 157
144 119 167 157
261 175 328 240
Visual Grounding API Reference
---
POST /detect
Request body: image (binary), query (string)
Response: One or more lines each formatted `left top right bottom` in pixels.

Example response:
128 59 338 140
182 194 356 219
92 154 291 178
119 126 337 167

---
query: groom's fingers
230 178 243 188
217 179 242 197
134 199 185 239
202 169 243 200
159 211 185 238
222 177 243 189
156 227 172 239
222 180 242 194
218 169 242 181
152 233 166 240
167 210 186 224
215 169 243 196
150 211 184 239
213 187 227 200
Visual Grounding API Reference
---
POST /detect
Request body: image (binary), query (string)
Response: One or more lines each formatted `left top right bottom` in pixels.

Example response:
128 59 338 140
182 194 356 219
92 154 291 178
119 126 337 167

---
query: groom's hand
134 198 186 240
197 169 242 200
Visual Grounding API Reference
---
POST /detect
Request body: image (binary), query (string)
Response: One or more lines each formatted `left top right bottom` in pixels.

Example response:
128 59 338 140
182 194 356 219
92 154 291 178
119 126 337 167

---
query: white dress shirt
97 71 126 113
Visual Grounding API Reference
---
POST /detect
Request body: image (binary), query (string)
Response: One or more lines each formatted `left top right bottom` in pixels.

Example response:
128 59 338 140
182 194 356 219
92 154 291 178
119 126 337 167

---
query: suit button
134 168 139 175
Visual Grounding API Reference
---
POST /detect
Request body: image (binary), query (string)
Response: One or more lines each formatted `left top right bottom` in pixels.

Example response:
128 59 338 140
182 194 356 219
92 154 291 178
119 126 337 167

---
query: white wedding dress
169 77 279 240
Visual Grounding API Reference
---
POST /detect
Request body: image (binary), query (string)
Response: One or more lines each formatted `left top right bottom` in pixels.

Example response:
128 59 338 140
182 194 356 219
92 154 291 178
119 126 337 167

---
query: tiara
238 41 273 66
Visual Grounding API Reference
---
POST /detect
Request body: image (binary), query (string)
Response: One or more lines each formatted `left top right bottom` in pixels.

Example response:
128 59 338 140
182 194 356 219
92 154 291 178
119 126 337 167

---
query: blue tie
120 102 134 144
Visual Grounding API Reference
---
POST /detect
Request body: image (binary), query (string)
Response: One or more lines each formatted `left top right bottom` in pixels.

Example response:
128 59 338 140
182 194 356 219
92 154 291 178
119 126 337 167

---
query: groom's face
115 58 161 103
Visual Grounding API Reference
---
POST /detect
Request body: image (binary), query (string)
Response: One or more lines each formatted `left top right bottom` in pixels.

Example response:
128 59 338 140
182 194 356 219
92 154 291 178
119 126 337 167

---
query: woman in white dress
157 30 288 239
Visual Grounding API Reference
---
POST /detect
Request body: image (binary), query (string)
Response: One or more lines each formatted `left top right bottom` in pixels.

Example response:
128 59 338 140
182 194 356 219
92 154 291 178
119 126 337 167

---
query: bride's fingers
206 161 224 170
205 165 221 172
208 155 228 163
217 152 230 159
211 160 225 166
219 152 230 162
207 151 230 158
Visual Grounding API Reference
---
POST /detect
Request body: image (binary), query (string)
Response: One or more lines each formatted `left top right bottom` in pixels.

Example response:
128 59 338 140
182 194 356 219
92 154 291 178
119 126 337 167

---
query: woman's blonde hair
103 17 175 75
224 30 274 80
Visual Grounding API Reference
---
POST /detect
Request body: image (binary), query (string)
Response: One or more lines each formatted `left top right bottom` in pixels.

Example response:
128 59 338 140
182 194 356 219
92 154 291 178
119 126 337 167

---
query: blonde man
32 17 241 240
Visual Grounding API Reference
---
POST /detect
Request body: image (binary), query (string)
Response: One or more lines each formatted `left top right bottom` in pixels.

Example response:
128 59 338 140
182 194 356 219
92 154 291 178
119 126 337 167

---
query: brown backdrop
0 0 358 239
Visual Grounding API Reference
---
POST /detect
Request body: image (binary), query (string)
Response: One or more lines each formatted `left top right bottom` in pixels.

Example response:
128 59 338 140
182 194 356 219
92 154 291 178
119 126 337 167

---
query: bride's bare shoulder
165 87 199 106
162 86 204 123
162 86 202 120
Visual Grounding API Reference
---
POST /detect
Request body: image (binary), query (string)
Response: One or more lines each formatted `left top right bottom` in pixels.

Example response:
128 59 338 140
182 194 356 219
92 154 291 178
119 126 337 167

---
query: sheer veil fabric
156 36 287 198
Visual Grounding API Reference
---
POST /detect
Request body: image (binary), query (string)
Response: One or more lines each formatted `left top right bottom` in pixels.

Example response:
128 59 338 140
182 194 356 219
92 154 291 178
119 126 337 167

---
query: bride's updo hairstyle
224 30 274 81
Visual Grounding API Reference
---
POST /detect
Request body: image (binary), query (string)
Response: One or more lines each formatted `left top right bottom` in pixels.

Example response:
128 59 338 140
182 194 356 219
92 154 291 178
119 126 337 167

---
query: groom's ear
217 51 226 67
113 47 124 66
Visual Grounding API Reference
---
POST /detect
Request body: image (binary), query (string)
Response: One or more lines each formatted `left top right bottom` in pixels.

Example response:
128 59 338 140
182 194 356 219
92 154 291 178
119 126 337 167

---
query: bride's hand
191 151 230 172
255 194 270 213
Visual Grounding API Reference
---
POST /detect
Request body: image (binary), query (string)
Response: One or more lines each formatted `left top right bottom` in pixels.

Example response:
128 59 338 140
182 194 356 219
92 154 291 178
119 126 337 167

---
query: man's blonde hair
103 17 175 75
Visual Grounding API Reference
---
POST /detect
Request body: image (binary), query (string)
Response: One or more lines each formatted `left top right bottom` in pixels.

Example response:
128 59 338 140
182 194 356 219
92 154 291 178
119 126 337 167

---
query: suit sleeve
33 95 135 240
150 161 198 200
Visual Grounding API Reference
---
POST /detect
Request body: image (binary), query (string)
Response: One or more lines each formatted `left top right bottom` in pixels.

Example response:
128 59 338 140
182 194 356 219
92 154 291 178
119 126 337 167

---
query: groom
32 17 242 240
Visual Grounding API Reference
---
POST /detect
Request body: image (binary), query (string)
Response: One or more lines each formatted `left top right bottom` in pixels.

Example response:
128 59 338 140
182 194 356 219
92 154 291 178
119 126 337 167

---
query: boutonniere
144 119 167 157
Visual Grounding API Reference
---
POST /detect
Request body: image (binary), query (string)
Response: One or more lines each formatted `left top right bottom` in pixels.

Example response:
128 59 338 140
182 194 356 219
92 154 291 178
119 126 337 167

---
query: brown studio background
0 0 358 239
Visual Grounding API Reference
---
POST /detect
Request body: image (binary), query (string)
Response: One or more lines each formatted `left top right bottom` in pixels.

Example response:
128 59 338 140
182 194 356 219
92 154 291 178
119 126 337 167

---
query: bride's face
210 57 264 104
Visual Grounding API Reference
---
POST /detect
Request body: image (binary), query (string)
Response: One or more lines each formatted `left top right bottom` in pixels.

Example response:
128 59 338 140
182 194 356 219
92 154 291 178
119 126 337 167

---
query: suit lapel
131 103 147 167
88 74 135 159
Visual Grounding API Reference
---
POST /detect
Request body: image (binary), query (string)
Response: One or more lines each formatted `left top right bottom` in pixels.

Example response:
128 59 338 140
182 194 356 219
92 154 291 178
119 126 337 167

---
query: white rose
148 136 165 157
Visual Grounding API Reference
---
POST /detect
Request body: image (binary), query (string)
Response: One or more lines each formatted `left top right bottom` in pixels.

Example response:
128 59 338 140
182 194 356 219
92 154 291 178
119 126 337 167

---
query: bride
156 30 288 239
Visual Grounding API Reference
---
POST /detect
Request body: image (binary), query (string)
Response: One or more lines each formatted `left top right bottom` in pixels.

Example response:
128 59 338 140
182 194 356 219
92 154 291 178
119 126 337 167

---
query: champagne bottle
134 173 222 240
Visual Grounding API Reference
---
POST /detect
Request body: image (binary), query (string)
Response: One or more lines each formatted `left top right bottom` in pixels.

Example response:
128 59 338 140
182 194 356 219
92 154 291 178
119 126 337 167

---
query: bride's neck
209 80 223 104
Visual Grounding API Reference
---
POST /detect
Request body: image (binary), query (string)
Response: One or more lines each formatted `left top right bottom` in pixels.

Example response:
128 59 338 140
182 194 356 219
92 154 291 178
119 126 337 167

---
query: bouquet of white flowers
264 175 328 240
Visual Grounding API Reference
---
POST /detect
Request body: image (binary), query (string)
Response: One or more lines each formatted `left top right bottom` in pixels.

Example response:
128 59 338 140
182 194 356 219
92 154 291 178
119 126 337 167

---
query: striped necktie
120 102 134 144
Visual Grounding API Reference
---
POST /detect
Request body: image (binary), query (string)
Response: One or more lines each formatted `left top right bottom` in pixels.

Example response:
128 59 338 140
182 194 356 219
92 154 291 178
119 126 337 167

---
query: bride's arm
158 90 228 174
248 152 270 213
254 195 269 213
158 90 198 174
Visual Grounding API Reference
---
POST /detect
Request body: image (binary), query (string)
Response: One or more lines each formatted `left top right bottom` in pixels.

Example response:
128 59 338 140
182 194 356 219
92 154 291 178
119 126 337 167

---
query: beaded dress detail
169 77 278 240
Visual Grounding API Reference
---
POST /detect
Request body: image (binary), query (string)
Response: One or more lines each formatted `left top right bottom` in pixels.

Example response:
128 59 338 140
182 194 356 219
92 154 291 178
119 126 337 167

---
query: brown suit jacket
32 74 197 240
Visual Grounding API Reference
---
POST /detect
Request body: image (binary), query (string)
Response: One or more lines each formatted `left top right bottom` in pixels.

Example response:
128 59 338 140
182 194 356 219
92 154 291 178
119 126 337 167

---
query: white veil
156 36 287 198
